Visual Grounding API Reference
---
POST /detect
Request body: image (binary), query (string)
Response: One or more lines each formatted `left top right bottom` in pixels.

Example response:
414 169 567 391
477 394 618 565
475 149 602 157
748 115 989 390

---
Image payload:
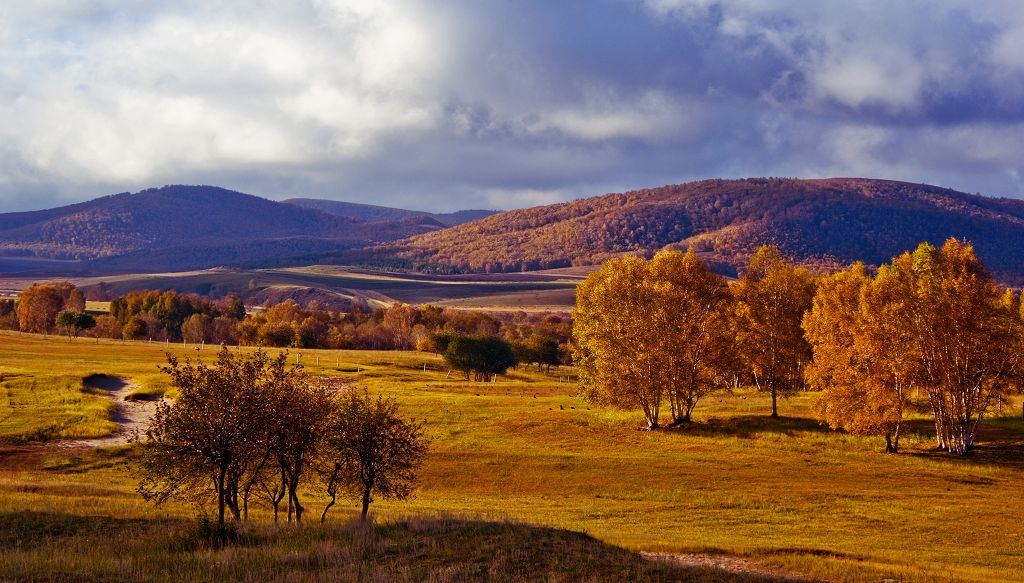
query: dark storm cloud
1 0 1023 212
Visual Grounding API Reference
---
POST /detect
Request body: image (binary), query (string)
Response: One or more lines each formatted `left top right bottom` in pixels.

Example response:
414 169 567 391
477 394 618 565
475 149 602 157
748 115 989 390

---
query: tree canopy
733 246 816 418
318 390 429 521
806 239 1024 454
574 249 736 428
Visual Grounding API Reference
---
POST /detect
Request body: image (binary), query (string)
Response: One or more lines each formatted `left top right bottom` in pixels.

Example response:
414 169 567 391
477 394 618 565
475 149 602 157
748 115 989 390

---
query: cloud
1 0 1024 212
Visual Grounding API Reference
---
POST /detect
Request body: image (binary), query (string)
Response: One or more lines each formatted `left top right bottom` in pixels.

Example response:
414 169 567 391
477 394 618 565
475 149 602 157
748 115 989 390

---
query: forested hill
284 198 496 227
0 185 440 273
359 178 1024 283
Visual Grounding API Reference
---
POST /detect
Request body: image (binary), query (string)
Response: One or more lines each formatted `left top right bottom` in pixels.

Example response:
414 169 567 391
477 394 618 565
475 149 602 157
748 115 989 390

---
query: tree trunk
291 490 304 524
770 386 779 418
216 466 227 525
321 492 336 525
361 487 372 520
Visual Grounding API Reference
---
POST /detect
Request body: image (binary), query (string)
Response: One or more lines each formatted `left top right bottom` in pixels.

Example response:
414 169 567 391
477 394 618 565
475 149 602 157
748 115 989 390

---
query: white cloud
2 0 1024 211
809 51 926 112
521 90 699 142
0 0 448 193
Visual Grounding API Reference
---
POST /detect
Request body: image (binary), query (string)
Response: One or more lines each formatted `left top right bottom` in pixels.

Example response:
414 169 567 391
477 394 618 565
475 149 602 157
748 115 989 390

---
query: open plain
1 331 1022 581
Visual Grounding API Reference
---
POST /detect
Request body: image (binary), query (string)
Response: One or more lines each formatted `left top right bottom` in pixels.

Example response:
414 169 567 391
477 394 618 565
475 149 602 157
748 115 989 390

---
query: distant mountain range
0 186 486 274
353 178 1024 284
283 198 495 227
5 178 1024 284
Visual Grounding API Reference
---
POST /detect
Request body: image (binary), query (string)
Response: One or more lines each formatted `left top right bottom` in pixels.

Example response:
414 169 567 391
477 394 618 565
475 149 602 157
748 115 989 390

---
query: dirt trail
641 552 828 582
59 374 163 448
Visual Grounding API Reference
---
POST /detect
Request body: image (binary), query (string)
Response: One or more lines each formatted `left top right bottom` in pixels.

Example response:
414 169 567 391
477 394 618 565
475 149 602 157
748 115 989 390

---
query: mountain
354 178 1024 283
0 185 440 273
284 198 497 227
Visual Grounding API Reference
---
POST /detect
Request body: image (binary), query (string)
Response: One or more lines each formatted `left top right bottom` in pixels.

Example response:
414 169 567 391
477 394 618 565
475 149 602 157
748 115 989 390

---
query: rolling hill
284 198 496 226
0 186 454 274
355 178 1024 283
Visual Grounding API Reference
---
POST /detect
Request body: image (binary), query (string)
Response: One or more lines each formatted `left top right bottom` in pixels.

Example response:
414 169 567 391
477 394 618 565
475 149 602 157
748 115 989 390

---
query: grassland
1 330 1023 581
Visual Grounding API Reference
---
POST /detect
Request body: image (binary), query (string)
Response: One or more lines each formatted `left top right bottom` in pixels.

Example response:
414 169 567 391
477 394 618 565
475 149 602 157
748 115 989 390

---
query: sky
2 0 1024 213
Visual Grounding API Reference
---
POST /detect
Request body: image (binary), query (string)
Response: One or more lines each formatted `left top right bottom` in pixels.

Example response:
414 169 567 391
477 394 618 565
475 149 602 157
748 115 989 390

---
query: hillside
358 178 1024 283
0 186 441 273
285 197 496 226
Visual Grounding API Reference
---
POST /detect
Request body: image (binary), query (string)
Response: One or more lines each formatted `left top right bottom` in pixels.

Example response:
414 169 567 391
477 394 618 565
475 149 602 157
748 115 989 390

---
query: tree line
4 285 572 362
136 348 428 524
574 239 1023 455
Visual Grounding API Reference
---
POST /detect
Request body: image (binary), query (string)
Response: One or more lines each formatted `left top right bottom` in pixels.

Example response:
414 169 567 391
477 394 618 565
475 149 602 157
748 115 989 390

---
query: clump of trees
805 240 1023 455
574 249 738 429
4 283 573 362
440 333 519 381
135 348 428 524
55 310 96 339
576 239 1023 456
15 282 84 334
111 290 245 342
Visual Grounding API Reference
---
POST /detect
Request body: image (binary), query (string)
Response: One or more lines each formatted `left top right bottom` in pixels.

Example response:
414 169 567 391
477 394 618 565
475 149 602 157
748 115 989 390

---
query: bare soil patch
60 374 163 448
642 551 828 582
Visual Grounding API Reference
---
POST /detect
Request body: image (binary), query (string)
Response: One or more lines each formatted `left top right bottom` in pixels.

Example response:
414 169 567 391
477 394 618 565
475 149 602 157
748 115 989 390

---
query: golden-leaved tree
574 249 735 428
807 239 1024 455
900 240 1023 454
805 263 918 452
649 249 736 424
732 246 816 418
16 281 85 334
574 256 664 429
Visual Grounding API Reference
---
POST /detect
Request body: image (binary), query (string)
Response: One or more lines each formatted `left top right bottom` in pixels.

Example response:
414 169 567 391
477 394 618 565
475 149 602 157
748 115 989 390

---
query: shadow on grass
0 510 180 550
907 416 1024 471
0 511 805 582
669 415 832 438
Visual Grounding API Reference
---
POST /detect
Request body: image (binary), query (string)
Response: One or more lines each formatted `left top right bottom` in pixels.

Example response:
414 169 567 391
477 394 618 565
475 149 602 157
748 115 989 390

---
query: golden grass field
1 330 1023 581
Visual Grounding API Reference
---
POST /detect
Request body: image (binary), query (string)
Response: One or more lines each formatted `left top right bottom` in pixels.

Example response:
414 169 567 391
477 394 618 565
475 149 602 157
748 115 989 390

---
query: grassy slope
0 331 1022 581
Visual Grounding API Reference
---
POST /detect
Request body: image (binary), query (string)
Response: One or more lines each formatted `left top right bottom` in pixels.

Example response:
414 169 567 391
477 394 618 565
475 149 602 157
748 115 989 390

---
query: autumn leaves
807 240 1023 455
575 239 1021 455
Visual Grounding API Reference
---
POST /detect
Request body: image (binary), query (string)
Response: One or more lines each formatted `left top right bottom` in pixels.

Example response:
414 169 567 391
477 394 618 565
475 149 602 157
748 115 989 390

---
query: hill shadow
0 510 178 551
0 511 813 582
669 415 831 438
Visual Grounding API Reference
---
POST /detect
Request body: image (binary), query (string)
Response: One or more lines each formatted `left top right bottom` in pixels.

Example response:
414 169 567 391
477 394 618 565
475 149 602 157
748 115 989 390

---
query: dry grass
1 330 1023 581
0 512 783 582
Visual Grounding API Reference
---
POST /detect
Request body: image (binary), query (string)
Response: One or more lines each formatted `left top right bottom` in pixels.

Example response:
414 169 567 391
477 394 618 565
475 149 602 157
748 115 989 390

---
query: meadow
1 330 1022 581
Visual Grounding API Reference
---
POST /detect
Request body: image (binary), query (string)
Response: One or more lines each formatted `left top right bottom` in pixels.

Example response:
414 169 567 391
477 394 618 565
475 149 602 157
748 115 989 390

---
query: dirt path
641 552 828 582
59 374 163 448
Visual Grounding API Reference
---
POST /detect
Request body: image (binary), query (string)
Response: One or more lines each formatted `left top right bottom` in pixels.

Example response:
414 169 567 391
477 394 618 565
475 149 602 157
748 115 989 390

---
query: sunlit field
1 330 1022 581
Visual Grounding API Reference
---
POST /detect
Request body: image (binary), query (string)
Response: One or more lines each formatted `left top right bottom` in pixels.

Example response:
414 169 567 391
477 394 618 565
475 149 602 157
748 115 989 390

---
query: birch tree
574 256 664 428
650 249 736 425
733 246 815 418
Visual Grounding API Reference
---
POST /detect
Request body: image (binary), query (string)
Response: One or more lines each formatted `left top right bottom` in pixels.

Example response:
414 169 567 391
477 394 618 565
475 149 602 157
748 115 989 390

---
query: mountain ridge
350 177 1024 284
0 185 455 273
6 178 1024 283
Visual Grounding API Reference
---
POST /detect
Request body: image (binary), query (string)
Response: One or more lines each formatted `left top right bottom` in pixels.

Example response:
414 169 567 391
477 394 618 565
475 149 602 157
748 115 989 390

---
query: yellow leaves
574 249 734 426
807 237 1023 453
